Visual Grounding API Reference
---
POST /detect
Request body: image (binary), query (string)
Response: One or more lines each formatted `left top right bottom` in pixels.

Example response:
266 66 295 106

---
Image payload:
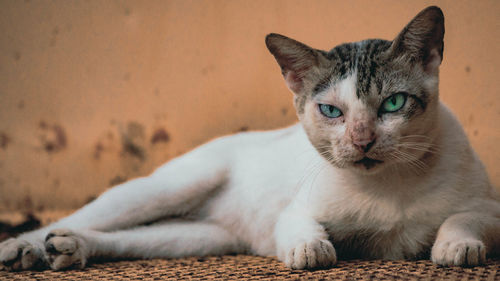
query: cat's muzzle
353 157 383 170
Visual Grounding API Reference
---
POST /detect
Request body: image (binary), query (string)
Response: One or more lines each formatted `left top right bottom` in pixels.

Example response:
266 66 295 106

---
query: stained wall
0 0 498 213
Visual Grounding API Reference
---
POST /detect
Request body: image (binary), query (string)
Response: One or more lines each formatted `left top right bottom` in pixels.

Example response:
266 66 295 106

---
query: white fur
0 101 498 270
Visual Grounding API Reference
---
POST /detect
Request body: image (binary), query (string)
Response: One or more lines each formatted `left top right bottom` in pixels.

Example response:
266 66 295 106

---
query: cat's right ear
266 34 326 94
390 6 445 74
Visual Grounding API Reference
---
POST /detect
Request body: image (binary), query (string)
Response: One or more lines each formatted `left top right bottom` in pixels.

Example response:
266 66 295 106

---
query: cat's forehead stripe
355 40 392 99
314 39 392 100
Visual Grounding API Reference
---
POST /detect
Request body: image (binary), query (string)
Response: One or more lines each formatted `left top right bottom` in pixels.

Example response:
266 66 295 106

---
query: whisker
397 142 440 148
395 144 440 154
399 151 428 171
389 149 429 174
398 135 433 140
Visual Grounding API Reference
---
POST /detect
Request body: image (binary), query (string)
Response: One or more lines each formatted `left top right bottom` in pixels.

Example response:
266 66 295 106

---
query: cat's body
1 6 499 271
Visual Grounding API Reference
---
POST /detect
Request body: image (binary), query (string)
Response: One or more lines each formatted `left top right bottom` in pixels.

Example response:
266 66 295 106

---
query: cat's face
300 49 440 174
267 6 444 174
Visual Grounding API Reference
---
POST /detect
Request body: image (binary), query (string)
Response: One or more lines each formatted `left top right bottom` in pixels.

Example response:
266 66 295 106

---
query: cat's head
266 6 444 175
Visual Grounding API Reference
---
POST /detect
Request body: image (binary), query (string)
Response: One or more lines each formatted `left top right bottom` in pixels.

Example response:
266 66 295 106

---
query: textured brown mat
1 256 499 281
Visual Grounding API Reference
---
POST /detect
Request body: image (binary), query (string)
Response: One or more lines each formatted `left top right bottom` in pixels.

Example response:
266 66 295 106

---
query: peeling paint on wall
38 121 67 153
120 122 146 160
151 128 170 144
0 133 9 150
0 1 498 213
109 175 127 187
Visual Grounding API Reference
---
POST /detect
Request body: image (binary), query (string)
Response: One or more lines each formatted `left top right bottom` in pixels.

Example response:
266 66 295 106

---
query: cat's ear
266 33 327 94
390 6 444 74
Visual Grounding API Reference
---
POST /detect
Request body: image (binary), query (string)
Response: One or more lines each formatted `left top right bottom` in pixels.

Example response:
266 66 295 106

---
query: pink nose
349 119 376 153
352 137 376 153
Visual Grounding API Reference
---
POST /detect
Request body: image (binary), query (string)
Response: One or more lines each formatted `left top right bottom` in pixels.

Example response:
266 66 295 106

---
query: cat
1 6 499 271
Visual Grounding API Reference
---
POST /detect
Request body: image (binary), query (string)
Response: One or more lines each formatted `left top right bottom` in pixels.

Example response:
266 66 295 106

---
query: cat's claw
44 229 89 270
285 239 337 269
0 238 45 271
431 238 486 266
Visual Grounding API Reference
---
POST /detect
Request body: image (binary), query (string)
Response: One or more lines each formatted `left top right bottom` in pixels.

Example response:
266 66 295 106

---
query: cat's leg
431 210 500 266
274 206 337 269
0 138 233 270
43 221 242 270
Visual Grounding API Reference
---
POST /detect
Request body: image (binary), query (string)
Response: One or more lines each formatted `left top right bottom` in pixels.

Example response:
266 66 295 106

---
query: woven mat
1 256 499 280
1 213 499 280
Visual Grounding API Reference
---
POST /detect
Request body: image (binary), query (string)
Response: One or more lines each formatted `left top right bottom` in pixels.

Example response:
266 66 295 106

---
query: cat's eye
319 104 343 118
381 92 407 113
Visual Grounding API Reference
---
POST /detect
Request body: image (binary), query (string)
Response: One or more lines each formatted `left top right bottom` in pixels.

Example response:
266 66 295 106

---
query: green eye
319 104 342 118
381 92 407 113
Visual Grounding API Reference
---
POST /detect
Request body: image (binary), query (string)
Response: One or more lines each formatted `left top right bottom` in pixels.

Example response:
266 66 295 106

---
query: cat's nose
352 138 376 153
349 119 376 152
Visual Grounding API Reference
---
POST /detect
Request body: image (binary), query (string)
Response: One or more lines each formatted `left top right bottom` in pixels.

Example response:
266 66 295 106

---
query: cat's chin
350 157 385 175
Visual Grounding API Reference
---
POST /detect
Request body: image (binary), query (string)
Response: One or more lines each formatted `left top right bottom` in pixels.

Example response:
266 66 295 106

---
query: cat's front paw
0 238 45 271
44 229 89 270
431 238 486 266
284 239 337 269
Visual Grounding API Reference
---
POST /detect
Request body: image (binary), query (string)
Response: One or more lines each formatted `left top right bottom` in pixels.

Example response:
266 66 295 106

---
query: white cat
1 6 498 271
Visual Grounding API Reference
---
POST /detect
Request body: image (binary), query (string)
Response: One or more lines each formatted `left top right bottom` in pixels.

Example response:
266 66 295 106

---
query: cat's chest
311 182 446 259
320 212 436 259
329 230 425 259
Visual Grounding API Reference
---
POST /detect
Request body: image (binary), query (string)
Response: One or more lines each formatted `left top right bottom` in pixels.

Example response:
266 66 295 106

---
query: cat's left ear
390 6 445 74
266 33 328 94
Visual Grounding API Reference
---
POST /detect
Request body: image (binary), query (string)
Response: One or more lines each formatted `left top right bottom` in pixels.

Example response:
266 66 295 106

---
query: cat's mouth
353 157 383 170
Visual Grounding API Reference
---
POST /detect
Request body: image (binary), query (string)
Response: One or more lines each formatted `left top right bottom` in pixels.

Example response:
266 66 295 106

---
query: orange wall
0 0 498 213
